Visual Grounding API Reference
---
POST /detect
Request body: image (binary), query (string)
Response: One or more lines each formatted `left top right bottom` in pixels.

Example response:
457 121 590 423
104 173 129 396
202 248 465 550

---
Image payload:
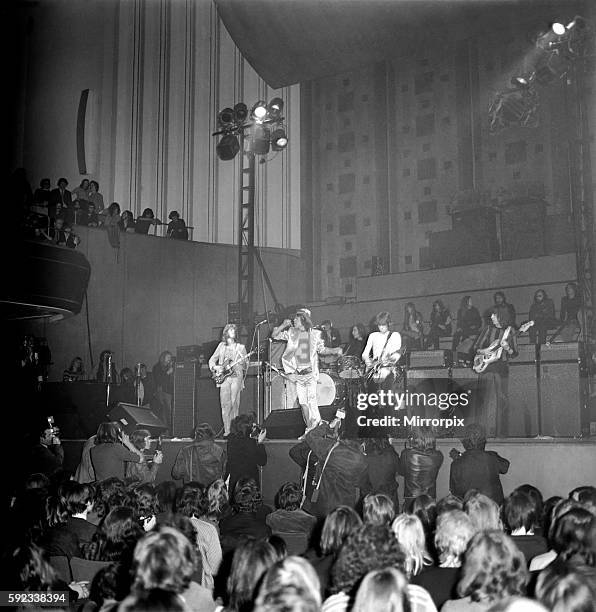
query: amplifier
176 345 202 363
515 344 538 364
409 350 451 368
540 342 581 362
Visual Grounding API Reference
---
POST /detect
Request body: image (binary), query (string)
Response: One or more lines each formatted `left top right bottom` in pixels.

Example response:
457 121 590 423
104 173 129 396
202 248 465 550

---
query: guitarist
472 311 518 437
362 311 402 386
209 324 248 437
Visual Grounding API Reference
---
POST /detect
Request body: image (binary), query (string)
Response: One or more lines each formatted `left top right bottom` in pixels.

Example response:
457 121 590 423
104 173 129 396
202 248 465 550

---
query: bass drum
317 372 347 407
338 355 364 379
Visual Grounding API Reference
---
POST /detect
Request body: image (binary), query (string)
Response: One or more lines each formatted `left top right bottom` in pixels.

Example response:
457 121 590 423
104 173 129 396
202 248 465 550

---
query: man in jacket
171 423 226 485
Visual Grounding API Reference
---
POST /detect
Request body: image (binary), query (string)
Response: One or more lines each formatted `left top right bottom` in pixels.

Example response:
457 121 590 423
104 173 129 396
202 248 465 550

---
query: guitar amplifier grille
173 362 197 437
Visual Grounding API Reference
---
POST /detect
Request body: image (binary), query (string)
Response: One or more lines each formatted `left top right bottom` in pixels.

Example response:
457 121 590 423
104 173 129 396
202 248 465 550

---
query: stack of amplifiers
408 350 452 368
173 361 198 437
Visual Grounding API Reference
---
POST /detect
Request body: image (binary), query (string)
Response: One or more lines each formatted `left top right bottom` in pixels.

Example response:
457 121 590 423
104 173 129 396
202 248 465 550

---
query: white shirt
362 330 402 366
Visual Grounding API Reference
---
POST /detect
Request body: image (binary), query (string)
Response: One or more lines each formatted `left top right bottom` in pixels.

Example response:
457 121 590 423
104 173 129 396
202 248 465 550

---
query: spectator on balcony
553 282 583 342
529 289 557 345
88 180 104 213
490 291 516 327
135 208 160 235
104 202 121 248
42 217 66 244
49 178 72 220
87 202 100 227
452 296 482 363
167 211 189 240
60 224 80 248
427 300 452 350
63 357 86 382
33 178 51 206
71 179 90 210
402 302 424 350
119 210 136 233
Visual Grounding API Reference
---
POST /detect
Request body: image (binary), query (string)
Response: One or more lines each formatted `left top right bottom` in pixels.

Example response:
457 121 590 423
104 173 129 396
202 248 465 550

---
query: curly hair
275 482 302 512
330 524 406 595
363 493 395 526
206 478 229 522
176 487 207 519
320 505 362 556
434 510 475 567
130 483 158 519
536 563 596 612
232 478 262 514
457 530 528 602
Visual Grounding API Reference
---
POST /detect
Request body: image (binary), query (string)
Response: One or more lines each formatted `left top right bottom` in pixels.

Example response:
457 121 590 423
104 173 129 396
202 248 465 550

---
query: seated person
452 296 482 362
528 289 557 345
33 178 51 206
502 489 548 564
266 481 317 540
427 300 452 349
167 210 189 240
487 291 516 327
87 202 100 227
60 224 80 248
119 210 136 232
63 356 86 382
135 208 160 234
402 302 424 350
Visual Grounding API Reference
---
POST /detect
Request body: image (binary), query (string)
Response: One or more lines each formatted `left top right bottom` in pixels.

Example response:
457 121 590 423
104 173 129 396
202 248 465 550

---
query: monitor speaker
107 403 167 435
263 406 336 439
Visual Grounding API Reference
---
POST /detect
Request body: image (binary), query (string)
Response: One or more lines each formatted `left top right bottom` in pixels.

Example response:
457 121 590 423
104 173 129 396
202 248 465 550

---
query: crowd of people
8 414 596 611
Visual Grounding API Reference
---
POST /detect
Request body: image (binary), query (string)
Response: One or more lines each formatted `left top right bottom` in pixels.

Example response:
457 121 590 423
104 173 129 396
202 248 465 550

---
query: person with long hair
391 513 432 578
551 282 583 342
90 422 145 481
125 429 163 483
352 567 410 612
63 356 86 382
85 506 145 563
96 349 119 384
361 437 401 511
528 289 557 345
226 414 267 495
209 324 249 437
153 350 175 433
272 308 342 437
402 302 424 350
344 323 367 357
427 299 452 350
452 295 482 363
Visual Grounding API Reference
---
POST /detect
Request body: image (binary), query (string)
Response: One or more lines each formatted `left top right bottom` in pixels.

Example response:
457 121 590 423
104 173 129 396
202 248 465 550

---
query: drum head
338 356 363 379
316 372 336 406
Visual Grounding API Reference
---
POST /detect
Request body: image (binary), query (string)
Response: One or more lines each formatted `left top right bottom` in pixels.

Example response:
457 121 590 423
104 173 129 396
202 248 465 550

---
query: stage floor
62 436 596 507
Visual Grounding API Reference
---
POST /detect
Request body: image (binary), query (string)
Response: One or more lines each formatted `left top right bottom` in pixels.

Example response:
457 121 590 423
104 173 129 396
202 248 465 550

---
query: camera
249 424 264 439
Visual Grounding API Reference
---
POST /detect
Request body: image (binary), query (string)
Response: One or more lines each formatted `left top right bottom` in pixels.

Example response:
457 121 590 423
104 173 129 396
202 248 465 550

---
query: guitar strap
378 331 394 362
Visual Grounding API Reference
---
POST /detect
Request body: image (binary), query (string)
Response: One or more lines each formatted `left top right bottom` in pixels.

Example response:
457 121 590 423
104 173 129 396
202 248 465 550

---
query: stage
62 436 596 507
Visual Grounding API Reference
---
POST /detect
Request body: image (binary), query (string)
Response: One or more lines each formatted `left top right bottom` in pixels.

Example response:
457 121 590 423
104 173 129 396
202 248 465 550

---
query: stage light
234 103 248 123
271 127 288 151
217 107 235 129
566 16 587 32
216 134 240 160
249 124 270 155
267 97 284 120
552 22 566 36
251 101 268 122
511 75 532 88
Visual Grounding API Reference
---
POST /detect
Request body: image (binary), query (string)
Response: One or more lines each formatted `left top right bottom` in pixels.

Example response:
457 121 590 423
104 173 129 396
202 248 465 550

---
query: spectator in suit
49 178 72 220
26 420 64 479
33 178 51 206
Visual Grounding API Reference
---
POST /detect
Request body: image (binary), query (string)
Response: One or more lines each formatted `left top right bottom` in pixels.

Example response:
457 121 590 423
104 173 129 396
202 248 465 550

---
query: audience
361 437 401 510
226 414 268 495
125 428 163 483
352 567 410 612
167 210 189 239
90 422 144 481
266 481 317 542
172 423 226 485
503 490 548 564
391 513 432 579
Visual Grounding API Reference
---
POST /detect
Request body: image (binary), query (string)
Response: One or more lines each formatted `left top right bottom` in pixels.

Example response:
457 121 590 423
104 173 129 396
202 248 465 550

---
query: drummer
344 323 368 357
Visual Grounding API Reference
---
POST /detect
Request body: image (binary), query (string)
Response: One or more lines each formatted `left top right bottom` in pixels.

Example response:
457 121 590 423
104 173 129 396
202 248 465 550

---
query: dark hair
375 311 392 326
88 562 133 607
331 524 406 595
120 367 133 382
96 422 121 445
156 481 178 514
108 202 121 216
25 473 50 491
494 291 507 303
142 208 154 218
536 563 596 612
64 481 94 515
168 210 180 219
459 295 472 309
275 482 302 511
503 491 537 532
227 538 277 612
68 356 84 372
569 486 596 510
130 483 158 519
267 535 288 561
410 494 437 559
565 282 578 298
176 487 207 518
460 423 486 451
350 323 367 341
432 299 446 312
194 422 215 441
230 414 254 439
232 478 262 514
320 505 363 556
362 437 391 455
57 177 68 186
515 484 543 519
551 507 595 558
88 506 144 562
410 426 437 451
90 180 99 190
542 495 564 538
4 543 60 592
130 429 150 451
121 589 187 611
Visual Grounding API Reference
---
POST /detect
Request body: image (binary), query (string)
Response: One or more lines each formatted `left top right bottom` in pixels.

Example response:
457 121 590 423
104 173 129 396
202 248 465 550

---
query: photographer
90 422 145 481
225 413 267 495
125 429 163 483
26 418 64 478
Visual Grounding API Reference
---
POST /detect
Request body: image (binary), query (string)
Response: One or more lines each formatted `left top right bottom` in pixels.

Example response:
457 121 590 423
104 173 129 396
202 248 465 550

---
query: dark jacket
457 307 482 337
219 512 271 553
27 443 64 478
171 440 226 485
449 448 510 504
361 447 401 507
400 447 444 500
225 436 267 495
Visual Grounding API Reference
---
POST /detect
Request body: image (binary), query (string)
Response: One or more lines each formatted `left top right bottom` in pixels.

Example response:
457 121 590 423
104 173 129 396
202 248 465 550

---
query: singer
209 324 248 437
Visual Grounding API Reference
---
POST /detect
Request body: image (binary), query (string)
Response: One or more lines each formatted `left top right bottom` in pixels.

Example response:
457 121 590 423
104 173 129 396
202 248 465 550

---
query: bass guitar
365 349 403 382
472 321 534 374
211 350 254 386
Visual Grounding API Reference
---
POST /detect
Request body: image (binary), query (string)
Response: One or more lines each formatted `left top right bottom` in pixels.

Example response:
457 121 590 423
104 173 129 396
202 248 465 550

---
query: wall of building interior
14 0 301 250
301 13 595 301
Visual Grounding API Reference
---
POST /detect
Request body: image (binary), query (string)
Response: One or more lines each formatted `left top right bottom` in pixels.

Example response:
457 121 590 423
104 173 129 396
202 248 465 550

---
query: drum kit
316 354 366 408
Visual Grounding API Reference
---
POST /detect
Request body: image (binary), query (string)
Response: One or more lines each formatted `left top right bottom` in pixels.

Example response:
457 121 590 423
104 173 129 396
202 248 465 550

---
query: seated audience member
529 289 557 345
157 513 203 584
155 480 178 523
569 485 596 514
324 524 436 612
361 437 400 510
119 209 136 232
135 207 160 234
205 478 231 526
464 491 503 532
543 504 596 569
503 490 548 564
176 486 222 591
303 418 368 519
535 562 596 612
172 423 226 486
344 323 367 357
71 179 90 208
90 422 144 481
442 531 528 611
352 567 410 612
87 180 104 213
88 476 126 524
427 299 452 349
120 588 190 611
220 479 272 553
226 413 268 495
553 282 582 342
26 420 64 478
412 510 475 609
125 429 163 483
306 505 362 597
38 485 83 559
452 296 482 360
61 481 97 548
87 202 100 227
33 178 52 205
167 210 189 239
122 526 215 612
266 481 317 540
515 484 544 533
400 426 444 509
490 291 516 327
391 513 431 579
63 356 86 382
85 506 144 563
402 301 425 350
256 556 322 612
224 539 278 612
449 423 510 504
409 495 438 562
362 493 396 527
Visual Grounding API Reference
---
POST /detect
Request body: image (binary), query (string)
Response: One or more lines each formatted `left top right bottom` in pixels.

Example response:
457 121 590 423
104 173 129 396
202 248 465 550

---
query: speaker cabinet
107 403 167 435
263 406 336 439
173 362 197 437
196 375 223 434
508 363 539 437
539 362 583 436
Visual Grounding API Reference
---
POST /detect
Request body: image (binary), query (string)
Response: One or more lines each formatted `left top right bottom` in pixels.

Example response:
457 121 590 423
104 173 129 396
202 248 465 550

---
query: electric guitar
365 349 403 382
472 321 534 373
211 350 254 386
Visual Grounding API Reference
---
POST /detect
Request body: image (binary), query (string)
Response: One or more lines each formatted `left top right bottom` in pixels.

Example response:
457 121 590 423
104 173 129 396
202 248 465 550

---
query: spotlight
566 16 587 31
267 97 284 120
271 127 288 151
251 101 268 122
249 124 270 155
551 22 566 36
234 103 248 124
511 75 532 89
217 107 235 129
216 134 240 160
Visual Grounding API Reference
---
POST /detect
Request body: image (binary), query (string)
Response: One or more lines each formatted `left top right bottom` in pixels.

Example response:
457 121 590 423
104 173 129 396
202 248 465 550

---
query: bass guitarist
209 324 248 437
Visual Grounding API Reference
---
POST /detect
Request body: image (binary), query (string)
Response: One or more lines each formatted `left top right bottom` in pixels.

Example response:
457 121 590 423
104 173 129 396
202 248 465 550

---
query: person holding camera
90 422 145 481
27 419 64 478
225 413 267 495
125 429 164 483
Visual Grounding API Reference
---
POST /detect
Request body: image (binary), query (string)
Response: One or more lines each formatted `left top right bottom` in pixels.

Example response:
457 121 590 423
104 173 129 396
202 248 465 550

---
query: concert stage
62 436 596 507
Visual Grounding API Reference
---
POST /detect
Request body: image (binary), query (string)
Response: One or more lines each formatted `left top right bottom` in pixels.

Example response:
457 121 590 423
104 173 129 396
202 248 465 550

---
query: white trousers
220 375 243 435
